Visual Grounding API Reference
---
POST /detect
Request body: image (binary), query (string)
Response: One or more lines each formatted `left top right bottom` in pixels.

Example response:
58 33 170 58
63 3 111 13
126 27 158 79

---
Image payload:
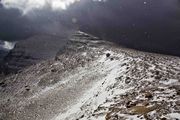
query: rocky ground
0 31 180 120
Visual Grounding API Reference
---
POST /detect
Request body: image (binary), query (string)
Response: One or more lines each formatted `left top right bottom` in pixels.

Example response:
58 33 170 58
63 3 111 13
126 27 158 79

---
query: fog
0 0 77 41
67 0 180 56
0 0 180 56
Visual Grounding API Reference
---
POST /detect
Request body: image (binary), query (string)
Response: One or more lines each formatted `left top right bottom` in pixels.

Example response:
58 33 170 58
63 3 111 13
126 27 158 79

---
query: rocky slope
1 35 67 74
0 31 180 120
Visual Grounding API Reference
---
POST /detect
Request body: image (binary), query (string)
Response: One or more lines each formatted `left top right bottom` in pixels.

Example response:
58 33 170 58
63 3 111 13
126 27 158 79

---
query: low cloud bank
0 0 78 41
0 0 180 56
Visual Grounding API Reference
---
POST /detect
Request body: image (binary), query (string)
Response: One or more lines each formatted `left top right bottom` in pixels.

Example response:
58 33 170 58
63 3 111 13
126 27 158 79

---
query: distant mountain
1 35 67 74
0 31 180 120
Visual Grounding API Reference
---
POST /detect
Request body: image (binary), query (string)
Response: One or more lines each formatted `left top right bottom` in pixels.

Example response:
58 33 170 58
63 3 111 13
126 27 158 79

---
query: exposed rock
106 53 111 57
161 117 167 120
110 58 114 61
0 31 180 120
144 92 153 99
25 88 30 91
129 105 157 115
0 82 7 88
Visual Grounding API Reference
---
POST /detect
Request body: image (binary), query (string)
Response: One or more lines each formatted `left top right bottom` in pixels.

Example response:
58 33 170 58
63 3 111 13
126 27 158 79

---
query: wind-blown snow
166 113 180 119
0 31 180 120
53 51 134 120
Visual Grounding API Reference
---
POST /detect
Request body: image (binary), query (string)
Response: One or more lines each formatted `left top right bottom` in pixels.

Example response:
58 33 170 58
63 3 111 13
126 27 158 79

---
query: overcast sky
0 0 79 41
1 0 80 13
0 0 180 56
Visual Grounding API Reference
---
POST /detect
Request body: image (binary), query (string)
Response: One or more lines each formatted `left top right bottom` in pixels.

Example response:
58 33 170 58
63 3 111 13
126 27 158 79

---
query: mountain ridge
1 34 67 74
0 31 180 120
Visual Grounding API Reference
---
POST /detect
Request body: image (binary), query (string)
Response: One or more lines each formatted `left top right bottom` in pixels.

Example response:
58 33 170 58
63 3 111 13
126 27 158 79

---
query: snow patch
166 113 180 119
159 79 178 85
52 51 132 120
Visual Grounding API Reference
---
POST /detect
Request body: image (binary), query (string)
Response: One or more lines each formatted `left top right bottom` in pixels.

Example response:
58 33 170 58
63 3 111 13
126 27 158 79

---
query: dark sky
0 3 75 41
0 0 180 56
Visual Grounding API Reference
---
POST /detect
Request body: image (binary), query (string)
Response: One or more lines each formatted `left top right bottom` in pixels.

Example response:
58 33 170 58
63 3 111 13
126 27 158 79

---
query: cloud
1 0 80 14
0 0 77 41
67 0 180 56
0 0 180 56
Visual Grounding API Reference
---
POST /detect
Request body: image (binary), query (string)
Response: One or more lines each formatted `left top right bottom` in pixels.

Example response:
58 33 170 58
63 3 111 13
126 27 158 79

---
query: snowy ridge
0 31 180 120
53 50 134 120
53 49 180 120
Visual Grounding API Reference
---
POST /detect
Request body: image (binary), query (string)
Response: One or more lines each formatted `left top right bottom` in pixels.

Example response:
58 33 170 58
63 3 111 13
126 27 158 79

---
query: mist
0 0 77 41
0 0 180 56
65 0 180 56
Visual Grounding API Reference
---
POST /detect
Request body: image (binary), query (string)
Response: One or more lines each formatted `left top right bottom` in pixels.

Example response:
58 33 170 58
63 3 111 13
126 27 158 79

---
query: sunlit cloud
1 0 80 14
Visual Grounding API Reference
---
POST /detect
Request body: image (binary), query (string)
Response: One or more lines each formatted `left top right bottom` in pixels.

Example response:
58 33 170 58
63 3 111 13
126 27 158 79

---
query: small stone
160 88 165 91
106 53 111 57
126 77 130 79
115 76 122 80
140 117 144 119
0 82 7 88
114 114 118 119
125 79 131 84
161 117 167 120
121 63 127 67
51 69 57 72
177 90 180 95
110 58 114 61
155 75 162 80
145 92 153 99
154 71 162 79
126 101 136 108
0 82 4 86
26 88 30 91
155 71 160 75
80 114 84 118
2 84 7 88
